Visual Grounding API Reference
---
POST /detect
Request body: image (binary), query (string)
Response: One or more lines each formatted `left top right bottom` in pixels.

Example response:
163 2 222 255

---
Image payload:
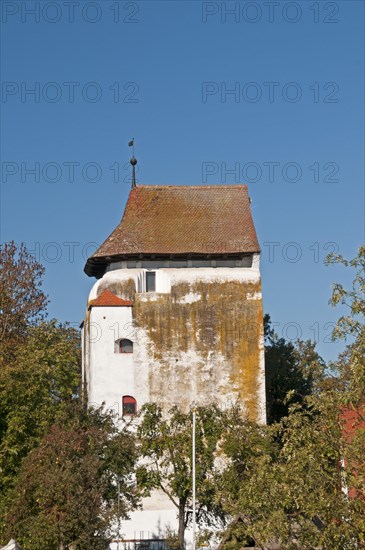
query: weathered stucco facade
82 183 266 546
83 257 265 422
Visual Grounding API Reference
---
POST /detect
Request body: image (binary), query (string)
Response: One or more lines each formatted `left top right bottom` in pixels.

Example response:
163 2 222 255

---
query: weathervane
128 138 137 189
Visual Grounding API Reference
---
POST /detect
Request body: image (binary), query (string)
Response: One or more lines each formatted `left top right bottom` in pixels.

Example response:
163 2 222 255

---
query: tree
325 245 365 400
325 246 365 543
5 404 139 550
326 246 364 341
215 248 365 549
264 315 326 423
216 392 364 548
0 243 81 540
0 241 141 547
215 406 277 548
136 403 225 549
0 241 48 359
0 321 81 542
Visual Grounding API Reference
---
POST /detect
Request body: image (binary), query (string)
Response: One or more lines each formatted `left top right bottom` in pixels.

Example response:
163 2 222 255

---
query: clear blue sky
1 0 364 362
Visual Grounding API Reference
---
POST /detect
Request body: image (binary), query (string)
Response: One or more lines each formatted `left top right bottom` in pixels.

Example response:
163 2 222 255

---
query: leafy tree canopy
0 243 81 542
5 404 139 550
0 320 81 494
136 403 226 549
216 247 365 549
264 314 326 423
0 241 48 359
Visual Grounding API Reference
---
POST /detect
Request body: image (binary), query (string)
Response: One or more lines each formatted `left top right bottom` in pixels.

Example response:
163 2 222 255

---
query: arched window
122 395 137 416
118 339 133 353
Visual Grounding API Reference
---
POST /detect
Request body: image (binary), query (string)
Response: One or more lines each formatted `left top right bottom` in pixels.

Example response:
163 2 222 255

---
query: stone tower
82 184 265 424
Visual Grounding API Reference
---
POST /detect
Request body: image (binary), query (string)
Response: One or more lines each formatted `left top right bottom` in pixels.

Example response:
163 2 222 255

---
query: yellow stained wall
97 277 264 421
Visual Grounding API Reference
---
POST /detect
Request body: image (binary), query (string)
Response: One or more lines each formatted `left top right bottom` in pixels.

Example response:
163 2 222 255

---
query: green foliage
0 241 141 548
136 403 225 548
165 528 181 550
217 394 365 548
265 315 326 423
5 403 138 550
326 245 365 341
326 246 365 401
0 242 82 543
216 247 365 549
0 321 81 494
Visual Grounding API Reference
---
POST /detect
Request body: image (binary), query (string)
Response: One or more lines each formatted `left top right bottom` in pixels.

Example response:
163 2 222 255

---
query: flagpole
117 478 120 550
192 409 196 550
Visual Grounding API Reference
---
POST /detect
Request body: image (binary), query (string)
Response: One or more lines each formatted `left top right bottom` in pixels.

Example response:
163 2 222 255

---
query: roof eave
84 250 260 278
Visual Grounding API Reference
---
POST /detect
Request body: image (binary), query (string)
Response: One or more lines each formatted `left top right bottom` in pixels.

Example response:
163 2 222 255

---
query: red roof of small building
339 405 365 501
85 185 260 277
88 290 133 308
340 405 365 442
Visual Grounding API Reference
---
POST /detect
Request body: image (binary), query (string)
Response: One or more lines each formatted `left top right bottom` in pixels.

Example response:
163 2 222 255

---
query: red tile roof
85 185 260 277
88 290 133 308
340 405 365 442
339 405 365 500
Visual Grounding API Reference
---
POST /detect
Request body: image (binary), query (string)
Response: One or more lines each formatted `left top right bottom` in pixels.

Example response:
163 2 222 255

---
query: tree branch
158 482 179 509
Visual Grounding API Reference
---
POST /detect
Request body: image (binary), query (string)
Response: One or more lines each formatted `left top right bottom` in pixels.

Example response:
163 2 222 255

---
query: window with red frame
122 396 137 416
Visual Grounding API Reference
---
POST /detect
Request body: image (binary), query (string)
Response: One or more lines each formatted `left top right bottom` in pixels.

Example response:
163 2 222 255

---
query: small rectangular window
146 271 156 292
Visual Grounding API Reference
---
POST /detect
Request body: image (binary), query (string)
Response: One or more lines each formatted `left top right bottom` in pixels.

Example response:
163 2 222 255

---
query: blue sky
1 0 364 362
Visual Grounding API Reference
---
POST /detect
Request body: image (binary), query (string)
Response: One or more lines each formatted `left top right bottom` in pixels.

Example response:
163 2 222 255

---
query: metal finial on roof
128 138 137 189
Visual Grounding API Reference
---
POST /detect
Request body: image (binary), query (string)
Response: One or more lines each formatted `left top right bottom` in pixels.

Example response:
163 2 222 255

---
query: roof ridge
133 184 248 189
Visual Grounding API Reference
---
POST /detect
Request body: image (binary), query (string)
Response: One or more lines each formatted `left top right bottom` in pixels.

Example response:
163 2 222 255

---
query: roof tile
85 185 260 277
89 289 133 308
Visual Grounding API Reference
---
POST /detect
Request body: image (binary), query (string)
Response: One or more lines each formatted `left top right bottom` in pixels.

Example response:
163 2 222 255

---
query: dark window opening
119 338 133 353
146 271 156 292
123 395 137 416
